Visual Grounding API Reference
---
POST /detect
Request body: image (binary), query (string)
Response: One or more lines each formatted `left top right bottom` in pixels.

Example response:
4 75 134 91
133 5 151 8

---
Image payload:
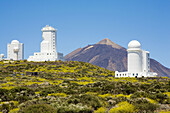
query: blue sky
0 0 170 67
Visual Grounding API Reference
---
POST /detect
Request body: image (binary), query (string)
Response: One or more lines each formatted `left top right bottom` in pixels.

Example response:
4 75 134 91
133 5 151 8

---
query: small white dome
41 25 56 31
128 40 141 49
11 40 19 44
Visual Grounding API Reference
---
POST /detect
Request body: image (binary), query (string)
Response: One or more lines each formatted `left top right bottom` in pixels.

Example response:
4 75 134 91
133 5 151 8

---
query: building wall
41 31 56 53
28 52 58 61
115 71 157 78
147 52 150 72
19 43 24 60
41 41 49 53
142 51 150 72
128 50 142 72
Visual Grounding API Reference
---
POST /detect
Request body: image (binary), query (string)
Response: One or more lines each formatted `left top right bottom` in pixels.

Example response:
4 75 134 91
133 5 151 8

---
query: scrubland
0 60 169 113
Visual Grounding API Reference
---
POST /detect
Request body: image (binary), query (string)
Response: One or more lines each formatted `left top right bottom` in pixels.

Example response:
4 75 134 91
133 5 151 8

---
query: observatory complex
115 40 157 77
7 40 24 60
27 25 64 61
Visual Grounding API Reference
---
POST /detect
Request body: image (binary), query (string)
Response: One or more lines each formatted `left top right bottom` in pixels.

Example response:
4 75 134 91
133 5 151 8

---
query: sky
0 0 170 68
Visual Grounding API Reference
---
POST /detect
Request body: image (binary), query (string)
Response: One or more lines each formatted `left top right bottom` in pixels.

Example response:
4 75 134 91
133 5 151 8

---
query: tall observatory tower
115 40 157 77
127 40 142 73
28 25 64 61
41 25 57 53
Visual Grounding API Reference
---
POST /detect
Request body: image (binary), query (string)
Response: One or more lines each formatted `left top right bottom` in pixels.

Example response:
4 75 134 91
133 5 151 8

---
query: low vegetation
0 60 169 113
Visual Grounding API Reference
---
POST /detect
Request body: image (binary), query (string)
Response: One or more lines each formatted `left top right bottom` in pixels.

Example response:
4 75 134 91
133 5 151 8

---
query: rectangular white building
7 40 24 60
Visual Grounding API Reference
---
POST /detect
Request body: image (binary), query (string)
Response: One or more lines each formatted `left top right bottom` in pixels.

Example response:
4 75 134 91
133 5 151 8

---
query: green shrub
133 98 159 112
21 104 56 113
135 102 159 112
1 103 10 112
16 96 29 103
79 94 102 110
0 88 10 101
55 103 92 113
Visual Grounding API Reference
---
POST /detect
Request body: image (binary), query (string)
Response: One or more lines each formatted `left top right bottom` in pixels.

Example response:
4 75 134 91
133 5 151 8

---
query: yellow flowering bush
9 108 19 113
146 98 158 104
163 92 170 97
116 94 131 98
159 110 170 113
98 93 115 98
94 107 107 113
109 101 135 113
48 93 67 97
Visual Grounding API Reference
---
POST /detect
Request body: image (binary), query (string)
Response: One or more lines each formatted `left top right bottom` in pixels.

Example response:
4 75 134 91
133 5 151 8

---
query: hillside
0 60 170 113
65 38 170 77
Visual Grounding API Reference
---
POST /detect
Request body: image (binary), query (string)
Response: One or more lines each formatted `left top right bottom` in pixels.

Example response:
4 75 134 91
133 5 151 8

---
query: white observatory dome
41 25 56 31
11 40 19 44
128 40 141 49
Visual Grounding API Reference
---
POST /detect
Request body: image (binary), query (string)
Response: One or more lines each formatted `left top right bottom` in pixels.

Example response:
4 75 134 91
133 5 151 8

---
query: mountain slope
65 38 170 77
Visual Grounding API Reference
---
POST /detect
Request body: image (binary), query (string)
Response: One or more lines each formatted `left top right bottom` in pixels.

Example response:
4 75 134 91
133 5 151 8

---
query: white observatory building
7 40 24 60
115 40 157 77
0 54 5 61
27 25 64 61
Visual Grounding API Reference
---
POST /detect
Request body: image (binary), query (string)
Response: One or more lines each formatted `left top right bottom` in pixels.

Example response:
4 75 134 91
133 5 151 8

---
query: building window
117 74 118 76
